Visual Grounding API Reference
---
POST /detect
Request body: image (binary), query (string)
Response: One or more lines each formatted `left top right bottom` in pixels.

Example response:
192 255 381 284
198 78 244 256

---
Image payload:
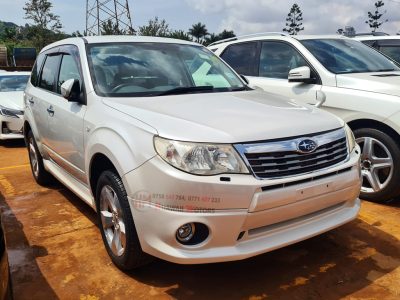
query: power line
86 0 134 35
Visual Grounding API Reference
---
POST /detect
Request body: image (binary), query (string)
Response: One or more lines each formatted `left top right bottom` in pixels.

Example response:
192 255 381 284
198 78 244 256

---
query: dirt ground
0 139 399 300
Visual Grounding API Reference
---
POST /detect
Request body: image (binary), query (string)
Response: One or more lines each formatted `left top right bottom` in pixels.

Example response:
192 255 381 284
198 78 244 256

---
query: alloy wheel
100 185 126 257
356 136 394 194
29 138 39 178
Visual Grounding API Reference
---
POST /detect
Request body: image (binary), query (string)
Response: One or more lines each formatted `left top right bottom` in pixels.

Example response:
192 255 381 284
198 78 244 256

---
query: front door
45 46 87 184
248 41 322 105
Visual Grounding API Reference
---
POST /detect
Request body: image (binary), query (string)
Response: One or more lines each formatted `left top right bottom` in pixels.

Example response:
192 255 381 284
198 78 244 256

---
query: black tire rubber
95 170 153 270
27 130 53 186
354 128 400 202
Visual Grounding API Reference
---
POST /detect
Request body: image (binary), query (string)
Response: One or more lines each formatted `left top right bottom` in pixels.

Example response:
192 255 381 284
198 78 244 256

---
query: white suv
24 36 361 270
211 33 400 202
355 34 400 65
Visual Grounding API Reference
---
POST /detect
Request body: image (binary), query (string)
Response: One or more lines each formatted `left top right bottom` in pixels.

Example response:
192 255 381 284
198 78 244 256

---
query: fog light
176 223 195 242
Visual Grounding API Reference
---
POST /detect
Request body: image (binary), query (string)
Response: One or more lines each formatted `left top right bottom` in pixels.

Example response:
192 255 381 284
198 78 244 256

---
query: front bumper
0 115 24 140
124 146 361 264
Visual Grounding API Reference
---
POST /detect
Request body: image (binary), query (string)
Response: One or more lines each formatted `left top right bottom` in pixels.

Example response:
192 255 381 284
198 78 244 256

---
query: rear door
26 50 60 145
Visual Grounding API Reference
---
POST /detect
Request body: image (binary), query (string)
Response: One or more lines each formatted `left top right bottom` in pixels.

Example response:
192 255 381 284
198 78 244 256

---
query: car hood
103 90 343 143
0 91 24 110
336 71 400 97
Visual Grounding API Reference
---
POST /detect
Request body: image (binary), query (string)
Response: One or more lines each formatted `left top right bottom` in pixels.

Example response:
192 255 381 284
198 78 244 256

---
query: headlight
154 136 249 175
0 105 22 118
344 124 356 152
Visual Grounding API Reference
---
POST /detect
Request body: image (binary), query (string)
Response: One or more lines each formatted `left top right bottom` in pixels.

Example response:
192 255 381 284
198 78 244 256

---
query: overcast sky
1 0 400 35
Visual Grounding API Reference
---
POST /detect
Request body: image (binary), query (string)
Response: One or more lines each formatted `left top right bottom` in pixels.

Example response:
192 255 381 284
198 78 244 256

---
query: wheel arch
89 152 119 199
23 120 31 144
347 118 400 146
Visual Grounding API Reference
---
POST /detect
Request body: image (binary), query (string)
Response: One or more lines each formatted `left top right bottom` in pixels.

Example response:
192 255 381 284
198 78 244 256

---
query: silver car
24 36 361 270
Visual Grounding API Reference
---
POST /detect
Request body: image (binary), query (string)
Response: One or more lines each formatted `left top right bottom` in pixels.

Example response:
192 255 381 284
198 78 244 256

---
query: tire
27 130 53 186
95 170 152 270
354 128 400 202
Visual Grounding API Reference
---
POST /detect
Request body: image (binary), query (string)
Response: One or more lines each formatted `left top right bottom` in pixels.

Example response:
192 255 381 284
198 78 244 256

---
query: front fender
85 125 157 180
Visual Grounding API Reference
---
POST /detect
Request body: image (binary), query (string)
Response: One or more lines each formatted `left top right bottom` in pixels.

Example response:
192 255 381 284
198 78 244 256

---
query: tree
23 0 62 49
366 1 388 32
101 20 125 35
168 30 192 41
189 22 209 43
283 3 304 35
218 30 236 40
138 17 170 37
4 27 17 41
204 30 236 46
71 30 84 37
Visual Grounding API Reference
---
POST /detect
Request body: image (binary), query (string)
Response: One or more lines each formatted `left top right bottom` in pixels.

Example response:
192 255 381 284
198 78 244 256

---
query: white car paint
0 72 30 140
211 34 400 200
24 36 361 268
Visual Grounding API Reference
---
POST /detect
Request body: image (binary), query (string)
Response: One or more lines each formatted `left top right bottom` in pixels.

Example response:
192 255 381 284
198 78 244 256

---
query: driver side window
259 41 308 79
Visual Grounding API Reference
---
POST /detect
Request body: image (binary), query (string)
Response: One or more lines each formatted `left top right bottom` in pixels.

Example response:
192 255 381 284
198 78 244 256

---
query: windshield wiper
375 68 396 72
154 86 215 96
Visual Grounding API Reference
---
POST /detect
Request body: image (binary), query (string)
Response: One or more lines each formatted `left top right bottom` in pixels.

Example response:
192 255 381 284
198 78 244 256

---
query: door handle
27 97 34 104
47 106 55 116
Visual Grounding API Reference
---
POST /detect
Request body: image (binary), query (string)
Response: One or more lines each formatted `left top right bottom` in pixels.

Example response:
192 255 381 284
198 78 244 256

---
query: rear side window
30 53 45 86
39 55 61 92
220 42 257 76
259 41 308 79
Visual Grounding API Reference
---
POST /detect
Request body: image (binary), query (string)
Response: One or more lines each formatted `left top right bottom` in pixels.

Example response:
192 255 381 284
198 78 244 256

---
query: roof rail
208 32 289 47
354 32 389 37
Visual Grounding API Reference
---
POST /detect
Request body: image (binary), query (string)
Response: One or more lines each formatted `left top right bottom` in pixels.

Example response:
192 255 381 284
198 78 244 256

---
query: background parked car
0 72 30 140
355 34 400 65
210 33 400 202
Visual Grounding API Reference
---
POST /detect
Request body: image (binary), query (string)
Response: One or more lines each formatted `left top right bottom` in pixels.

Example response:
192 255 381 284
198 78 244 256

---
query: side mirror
61 79 81 102
288 66 314 83
240 74 250 85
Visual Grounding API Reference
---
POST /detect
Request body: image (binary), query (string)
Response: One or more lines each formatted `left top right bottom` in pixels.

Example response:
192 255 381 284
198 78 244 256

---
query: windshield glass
87 42 245 97
301 39 400 74
0 75 30 92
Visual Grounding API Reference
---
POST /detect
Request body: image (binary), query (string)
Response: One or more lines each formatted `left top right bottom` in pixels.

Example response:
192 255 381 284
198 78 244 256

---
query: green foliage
168 30 192 41
366 1 388 32
138 17 170 37
283 3 304 35
189 22 209 43
23 0 63 49
101 19 126 35
204 30 236 46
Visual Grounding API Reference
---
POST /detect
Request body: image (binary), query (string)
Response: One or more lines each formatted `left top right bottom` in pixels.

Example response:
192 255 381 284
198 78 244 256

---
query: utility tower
86 0 134 35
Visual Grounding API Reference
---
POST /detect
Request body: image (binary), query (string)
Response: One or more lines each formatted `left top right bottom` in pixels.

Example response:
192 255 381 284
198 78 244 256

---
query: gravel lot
0 139 399 300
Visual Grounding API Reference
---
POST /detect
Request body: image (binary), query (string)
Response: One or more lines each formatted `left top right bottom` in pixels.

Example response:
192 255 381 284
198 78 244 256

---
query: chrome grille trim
235 128 349 180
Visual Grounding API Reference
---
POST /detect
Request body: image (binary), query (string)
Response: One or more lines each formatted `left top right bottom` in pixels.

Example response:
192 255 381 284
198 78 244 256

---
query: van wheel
354 128 400 202
96 170 152 270
27 130 53 186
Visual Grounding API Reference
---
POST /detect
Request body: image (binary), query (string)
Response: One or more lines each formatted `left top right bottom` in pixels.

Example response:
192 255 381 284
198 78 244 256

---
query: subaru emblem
297 139 318 153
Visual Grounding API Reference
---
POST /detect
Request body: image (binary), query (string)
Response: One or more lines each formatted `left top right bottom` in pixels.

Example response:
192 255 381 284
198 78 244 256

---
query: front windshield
301 39 400 74
87 42 245 97
0 75 30 92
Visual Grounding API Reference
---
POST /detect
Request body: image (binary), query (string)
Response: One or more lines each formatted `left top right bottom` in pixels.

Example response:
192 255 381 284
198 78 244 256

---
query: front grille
236 128 348 179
